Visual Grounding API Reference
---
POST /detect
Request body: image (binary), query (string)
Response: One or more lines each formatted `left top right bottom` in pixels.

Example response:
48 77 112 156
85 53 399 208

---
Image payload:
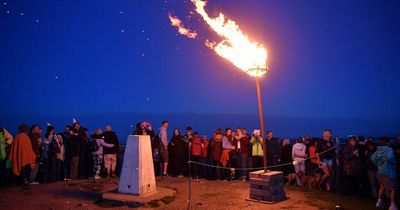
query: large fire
170 0 268 77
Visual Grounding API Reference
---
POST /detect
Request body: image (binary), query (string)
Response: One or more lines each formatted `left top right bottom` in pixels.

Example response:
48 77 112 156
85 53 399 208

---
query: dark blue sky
1 0 400 123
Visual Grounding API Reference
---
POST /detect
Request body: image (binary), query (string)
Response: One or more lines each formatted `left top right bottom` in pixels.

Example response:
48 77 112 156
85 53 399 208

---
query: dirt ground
0 177 376 210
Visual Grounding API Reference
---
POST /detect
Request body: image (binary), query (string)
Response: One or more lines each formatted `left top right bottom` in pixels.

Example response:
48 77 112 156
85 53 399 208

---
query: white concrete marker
118 135 156 195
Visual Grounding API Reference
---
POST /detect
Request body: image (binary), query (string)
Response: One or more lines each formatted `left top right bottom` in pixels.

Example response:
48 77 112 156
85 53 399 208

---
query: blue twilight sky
1 0 400 134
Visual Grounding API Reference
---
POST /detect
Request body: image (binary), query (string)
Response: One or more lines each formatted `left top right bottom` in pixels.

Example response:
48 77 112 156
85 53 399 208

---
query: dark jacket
69 134 81 157
266 138 282 158
232 136 250 154
343 145 361 176
103 131 120 155
209 133 223 161
28 133 41 157
169 135 187 158
365 149 378 171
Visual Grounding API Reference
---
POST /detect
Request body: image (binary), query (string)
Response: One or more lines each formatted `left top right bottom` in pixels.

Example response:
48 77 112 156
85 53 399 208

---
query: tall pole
255 76 268 172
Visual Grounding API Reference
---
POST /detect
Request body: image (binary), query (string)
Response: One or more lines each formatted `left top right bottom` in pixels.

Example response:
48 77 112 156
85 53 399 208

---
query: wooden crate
249 171 286 203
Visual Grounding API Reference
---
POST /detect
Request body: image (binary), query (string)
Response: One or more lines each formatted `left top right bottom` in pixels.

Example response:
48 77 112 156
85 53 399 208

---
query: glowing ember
191 0 267 77
168 13 197 39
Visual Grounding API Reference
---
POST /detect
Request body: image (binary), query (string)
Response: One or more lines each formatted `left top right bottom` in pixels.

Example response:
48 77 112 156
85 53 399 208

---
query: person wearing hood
292 137 307 186
91 128 114 180
371 137 398 210
8 124 36 185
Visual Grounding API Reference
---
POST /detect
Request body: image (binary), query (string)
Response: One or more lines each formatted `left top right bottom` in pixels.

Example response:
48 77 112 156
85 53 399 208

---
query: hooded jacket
371 145 397 179
292 143 307 161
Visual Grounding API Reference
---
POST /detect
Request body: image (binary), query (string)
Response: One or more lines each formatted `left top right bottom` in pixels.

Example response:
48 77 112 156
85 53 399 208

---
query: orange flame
192 0 267 77
168 13 198 39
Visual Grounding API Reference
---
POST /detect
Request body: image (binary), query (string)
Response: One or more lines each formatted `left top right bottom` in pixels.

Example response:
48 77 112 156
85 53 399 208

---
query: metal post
187 142 192 210
255 77 268 172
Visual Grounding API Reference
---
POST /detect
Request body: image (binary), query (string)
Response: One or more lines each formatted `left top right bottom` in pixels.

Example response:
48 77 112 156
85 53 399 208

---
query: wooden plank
249 170 265 179
259 171 284 181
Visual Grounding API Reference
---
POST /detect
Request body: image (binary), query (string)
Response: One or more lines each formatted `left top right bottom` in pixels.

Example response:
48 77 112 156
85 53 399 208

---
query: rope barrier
187 146 337 171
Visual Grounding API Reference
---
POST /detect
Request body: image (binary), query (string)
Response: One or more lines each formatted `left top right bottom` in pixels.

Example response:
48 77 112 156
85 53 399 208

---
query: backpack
88 139 100 152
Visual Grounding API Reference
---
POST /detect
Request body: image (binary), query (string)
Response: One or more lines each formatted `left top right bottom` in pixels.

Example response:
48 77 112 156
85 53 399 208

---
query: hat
46 121 52 127
72 118 78 124
253 129 260 135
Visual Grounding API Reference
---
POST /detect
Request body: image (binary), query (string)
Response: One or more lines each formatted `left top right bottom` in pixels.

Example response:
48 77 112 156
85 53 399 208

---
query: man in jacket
103 125 120 178
266 131 282 170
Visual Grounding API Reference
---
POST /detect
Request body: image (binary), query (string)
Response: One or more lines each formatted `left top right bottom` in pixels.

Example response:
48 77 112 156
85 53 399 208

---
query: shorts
321 159 333 166
377 174 398 191
158 145 169 163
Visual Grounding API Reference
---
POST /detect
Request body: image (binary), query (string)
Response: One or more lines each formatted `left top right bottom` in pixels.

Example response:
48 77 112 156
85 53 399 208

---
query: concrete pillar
118 135 156 195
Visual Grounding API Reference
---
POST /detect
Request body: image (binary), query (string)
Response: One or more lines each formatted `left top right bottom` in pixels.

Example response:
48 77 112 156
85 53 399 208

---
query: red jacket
191 137 202 157
200 140 209 158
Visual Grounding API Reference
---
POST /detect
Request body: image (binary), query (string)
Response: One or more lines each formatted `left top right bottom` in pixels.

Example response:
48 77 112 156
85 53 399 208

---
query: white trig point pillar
118 135 156 195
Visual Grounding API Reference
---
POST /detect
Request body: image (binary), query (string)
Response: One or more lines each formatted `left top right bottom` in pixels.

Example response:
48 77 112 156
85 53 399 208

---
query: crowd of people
1 120 399 210
0 119 121 187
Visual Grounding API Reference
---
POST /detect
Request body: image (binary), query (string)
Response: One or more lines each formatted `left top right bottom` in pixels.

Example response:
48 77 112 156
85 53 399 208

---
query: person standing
221 128 235 181
103 125 120 178
200 134 210 179
266 131 282 170
342 137 361 195
28 125 41 184
158 121 169 176
91 129 114 180
44 125 61 183
190 131 202 179
169 129 186 177
365 140 378 197
0 128 13 186
59 125 72 180
292 137 307 186
69 127 81 180
372 137 398 210
250 129 264 169
8 124 36 185
281 139 294 181
55 135 65 181
73 120 90 179
316 129 335 192
209 129 223 180
182 127 193 176
234 128 250 181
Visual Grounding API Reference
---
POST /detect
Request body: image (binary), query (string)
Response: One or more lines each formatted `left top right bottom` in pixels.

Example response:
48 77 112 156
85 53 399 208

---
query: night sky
1 0 400 137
